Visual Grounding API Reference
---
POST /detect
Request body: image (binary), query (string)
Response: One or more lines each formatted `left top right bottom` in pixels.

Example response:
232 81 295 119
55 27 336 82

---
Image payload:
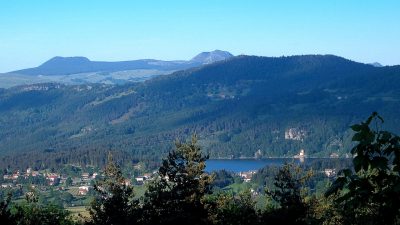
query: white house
78 186 91 195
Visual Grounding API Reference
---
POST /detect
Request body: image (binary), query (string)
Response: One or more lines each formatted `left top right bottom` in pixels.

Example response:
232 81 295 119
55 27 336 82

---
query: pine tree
86 152 138 225
0 193 14 225
142 135 213 225
265 163 312 225
206 191 259 225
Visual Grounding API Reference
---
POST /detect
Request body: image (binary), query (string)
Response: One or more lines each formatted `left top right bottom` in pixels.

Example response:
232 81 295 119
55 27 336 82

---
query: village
0 167 263 191
0 166 158 196
0 154 339 210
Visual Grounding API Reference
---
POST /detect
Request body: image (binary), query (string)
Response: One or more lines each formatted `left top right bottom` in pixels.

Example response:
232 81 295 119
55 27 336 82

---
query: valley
0 54 399 171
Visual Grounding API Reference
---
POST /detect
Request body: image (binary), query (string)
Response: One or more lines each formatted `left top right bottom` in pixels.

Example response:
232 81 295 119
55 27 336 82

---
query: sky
0 0 399 72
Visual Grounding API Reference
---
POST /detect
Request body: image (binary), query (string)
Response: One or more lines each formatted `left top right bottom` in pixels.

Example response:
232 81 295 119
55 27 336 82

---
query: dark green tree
12 202 74 225
61 192 74 206
326 112 400 225
0 193 14 225
264 163 312 225
142 135 213 225
86 152 139 225
211 170 235 189
65 177 73 187
206 191 259 225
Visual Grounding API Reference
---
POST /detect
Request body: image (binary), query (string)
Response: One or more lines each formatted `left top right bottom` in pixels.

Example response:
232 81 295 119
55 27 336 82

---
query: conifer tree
142 135 213 225
0 193 14 225
86 152 138 225
265 163 312 225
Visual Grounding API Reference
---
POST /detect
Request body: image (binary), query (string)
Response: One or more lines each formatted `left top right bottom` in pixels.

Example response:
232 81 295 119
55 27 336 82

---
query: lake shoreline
205 157 349 172
208 156 344 160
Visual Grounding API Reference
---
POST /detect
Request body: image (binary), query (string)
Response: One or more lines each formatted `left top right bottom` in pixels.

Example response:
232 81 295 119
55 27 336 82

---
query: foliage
0 190 75 225
265 163 313 225
211 170 235 189
142 135 213 225
86 152 139 225
1 55 400 171
205 191 259 225
61 192 74 205
65 177 73 187
12 202 74 225
1 111 400 224
0 193 14 225
326 112 400 225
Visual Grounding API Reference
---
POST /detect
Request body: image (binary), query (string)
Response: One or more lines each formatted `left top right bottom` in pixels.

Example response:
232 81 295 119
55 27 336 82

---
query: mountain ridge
10 50 234 76
0 54 399 169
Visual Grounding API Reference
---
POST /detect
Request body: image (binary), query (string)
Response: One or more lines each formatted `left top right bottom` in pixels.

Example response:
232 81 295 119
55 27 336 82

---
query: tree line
1 113 400 225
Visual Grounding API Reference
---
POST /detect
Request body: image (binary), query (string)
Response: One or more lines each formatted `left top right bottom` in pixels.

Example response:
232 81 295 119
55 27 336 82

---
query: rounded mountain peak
40 56 91 68
191 50 233 64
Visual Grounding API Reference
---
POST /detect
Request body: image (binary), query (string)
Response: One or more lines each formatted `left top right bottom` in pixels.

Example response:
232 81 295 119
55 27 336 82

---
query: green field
66 206 89 221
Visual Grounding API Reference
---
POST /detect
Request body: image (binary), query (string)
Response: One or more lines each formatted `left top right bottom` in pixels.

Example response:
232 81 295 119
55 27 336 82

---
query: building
12 173 19 180
46 173 60 186
31 171 40 177
294 149 306 163
124 179 131 186
330 153 339 158
1 183 13 188
238 171 257 183
133 164 142 170
143 173 152 179
324 169 336 177
135 176 145 184
81 173 90 181
78 186 91 195
294 149 305 158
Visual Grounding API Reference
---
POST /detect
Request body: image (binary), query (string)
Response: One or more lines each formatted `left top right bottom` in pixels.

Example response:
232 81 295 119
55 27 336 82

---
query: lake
205 158 319 172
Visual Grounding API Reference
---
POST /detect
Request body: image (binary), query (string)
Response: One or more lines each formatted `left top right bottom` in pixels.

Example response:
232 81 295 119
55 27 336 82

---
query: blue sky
0 0 399 72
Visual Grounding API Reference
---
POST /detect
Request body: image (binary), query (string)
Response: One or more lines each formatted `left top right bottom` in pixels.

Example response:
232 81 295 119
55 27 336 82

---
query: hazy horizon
1 0 400 72
4 51 396 74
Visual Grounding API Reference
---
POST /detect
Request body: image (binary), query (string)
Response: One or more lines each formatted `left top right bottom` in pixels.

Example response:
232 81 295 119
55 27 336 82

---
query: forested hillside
0 54 399 169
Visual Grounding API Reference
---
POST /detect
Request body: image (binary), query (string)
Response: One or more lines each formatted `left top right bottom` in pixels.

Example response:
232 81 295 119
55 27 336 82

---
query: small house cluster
0 166 156 198
238 170 257 182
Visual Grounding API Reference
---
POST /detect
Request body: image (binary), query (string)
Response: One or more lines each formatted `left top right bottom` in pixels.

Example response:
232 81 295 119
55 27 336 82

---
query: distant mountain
369 62 384 67
0 54 399 169
190 50 233 64
1 50 233 88
10 50 234 76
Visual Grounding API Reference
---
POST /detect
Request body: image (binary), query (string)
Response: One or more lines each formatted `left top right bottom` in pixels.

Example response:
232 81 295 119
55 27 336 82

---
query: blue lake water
205 158 315 172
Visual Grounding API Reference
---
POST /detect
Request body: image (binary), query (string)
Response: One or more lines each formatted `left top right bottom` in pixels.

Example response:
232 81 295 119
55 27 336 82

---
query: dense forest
1 113 399 225
0 55 400 170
